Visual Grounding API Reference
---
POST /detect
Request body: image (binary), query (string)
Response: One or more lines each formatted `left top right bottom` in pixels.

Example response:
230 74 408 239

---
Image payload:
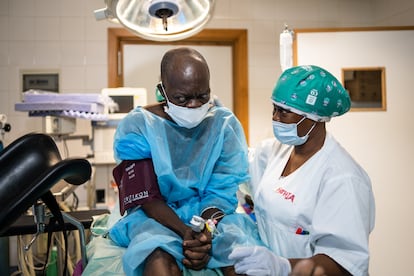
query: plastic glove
228 246 291 276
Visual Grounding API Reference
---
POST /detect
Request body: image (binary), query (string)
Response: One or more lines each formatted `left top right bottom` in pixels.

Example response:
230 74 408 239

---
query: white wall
1 0 414 274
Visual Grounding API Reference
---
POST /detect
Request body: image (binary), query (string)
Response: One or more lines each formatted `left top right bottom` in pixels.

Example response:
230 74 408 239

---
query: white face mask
165 100 210 128
159 82 211 129
272 117 316 146
164 96 210 129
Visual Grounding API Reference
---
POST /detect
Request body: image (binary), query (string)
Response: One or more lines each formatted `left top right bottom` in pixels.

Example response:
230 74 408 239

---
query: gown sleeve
198 113 250 215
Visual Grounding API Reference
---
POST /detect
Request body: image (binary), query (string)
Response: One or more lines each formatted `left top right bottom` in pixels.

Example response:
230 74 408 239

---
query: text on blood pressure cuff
112 158 162 215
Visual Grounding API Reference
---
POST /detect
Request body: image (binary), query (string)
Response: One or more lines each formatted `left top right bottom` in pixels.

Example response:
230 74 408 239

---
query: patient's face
164 60 211 108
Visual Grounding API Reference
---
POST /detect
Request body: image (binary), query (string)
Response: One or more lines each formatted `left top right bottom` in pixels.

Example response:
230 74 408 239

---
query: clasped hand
182 227 212 270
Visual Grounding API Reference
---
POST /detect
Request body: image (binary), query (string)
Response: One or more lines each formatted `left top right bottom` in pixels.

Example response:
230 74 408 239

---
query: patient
84 47 260 275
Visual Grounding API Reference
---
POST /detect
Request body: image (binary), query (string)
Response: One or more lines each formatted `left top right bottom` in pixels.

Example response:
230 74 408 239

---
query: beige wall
1 0 414 274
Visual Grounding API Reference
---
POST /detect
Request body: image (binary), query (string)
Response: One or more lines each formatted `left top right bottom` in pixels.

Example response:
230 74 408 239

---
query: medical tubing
17 235 40 275
54 231 76 275
200 206 225 222
17 236 31 275
205 219 217 235
14 204 80 275
210 210 225 221
59 201 82 262
200 206 218 214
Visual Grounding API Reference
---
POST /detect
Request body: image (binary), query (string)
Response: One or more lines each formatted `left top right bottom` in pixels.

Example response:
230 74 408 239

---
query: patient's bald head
160 47 210 91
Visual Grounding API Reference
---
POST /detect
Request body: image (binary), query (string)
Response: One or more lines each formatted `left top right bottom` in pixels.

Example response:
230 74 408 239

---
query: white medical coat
248 133 375 276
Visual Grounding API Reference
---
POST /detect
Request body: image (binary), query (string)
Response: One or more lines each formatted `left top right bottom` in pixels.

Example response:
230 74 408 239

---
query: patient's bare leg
143 248 181 276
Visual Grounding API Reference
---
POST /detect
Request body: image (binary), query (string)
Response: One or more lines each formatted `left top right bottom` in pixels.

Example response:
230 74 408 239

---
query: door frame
107 28 249 141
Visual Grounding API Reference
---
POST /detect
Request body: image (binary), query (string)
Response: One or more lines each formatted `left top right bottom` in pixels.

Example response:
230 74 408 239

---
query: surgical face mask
272 117 316 146
164 96 210 129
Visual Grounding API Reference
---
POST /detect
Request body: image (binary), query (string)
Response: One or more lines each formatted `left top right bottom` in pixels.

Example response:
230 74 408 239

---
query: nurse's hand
182 228 212 270
229 246 291 276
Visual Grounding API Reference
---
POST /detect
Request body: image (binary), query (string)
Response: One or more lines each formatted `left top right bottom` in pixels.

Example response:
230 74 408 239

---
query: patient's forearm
142 199 190 238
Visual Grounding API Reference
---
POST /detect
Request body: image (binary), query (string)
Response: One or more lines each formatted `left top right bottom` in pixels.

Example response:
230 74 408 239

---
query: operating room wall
1 0 414 274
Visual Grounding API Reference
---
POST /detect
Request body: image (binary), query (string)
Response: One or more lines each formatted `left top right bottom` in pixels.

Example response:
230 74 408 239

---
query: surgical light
94 0 216 42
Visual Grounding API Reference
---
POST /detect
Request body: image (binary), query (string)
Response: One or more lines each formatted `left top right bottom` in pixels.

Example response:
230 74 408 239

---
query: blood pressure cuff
112 159 162 216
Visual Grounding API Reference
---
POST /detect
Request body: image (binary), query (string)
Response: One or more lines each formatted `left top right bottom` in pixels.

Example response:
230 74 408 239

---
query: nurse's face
272 104 315 137
272 104 300 123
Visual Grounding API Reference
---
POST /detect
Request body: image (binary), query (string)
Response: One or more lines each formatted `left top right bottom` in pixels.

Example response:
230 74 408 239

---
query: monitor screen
102 87 147 120
110 95 135 113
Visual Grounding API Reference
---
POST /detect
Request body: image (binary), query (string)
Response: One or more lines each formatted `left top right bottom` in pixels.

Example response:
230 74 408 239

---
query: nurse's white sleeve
311 172 374 276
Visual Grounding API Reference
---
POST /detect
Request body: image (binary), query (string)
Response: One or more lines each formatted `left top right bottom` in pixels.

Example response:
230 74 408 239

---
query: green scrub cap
272 65 351 122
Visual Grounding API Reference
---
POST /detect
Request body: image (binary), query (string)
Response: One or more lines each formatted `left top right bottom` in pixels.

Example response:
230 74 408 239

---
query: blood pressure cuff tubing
112 159 162 216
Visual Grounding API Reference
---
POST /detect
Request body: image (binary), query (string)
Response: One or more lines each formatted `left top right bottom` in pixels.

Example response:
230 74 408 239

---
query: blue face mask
272 117 316 146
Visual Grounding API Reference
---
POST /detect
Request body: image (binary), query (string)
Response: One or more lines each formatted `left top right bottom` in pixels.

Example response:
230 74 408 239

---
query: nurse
229 65 375 276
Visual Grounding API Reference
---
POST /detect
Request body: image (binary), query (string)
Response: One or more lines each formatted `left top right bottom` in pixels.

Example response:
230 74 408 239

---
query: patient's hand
182 229 212 270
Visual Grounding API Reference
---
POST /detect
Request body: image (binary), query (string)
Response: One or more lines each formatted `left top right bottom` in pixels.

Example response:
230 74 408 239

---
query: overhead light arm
94 0 216 41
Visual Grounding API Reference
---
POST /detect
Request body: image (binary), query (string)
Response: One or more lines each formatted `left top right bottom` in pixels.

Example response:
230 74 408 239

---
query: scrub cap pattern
272 65 351 122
